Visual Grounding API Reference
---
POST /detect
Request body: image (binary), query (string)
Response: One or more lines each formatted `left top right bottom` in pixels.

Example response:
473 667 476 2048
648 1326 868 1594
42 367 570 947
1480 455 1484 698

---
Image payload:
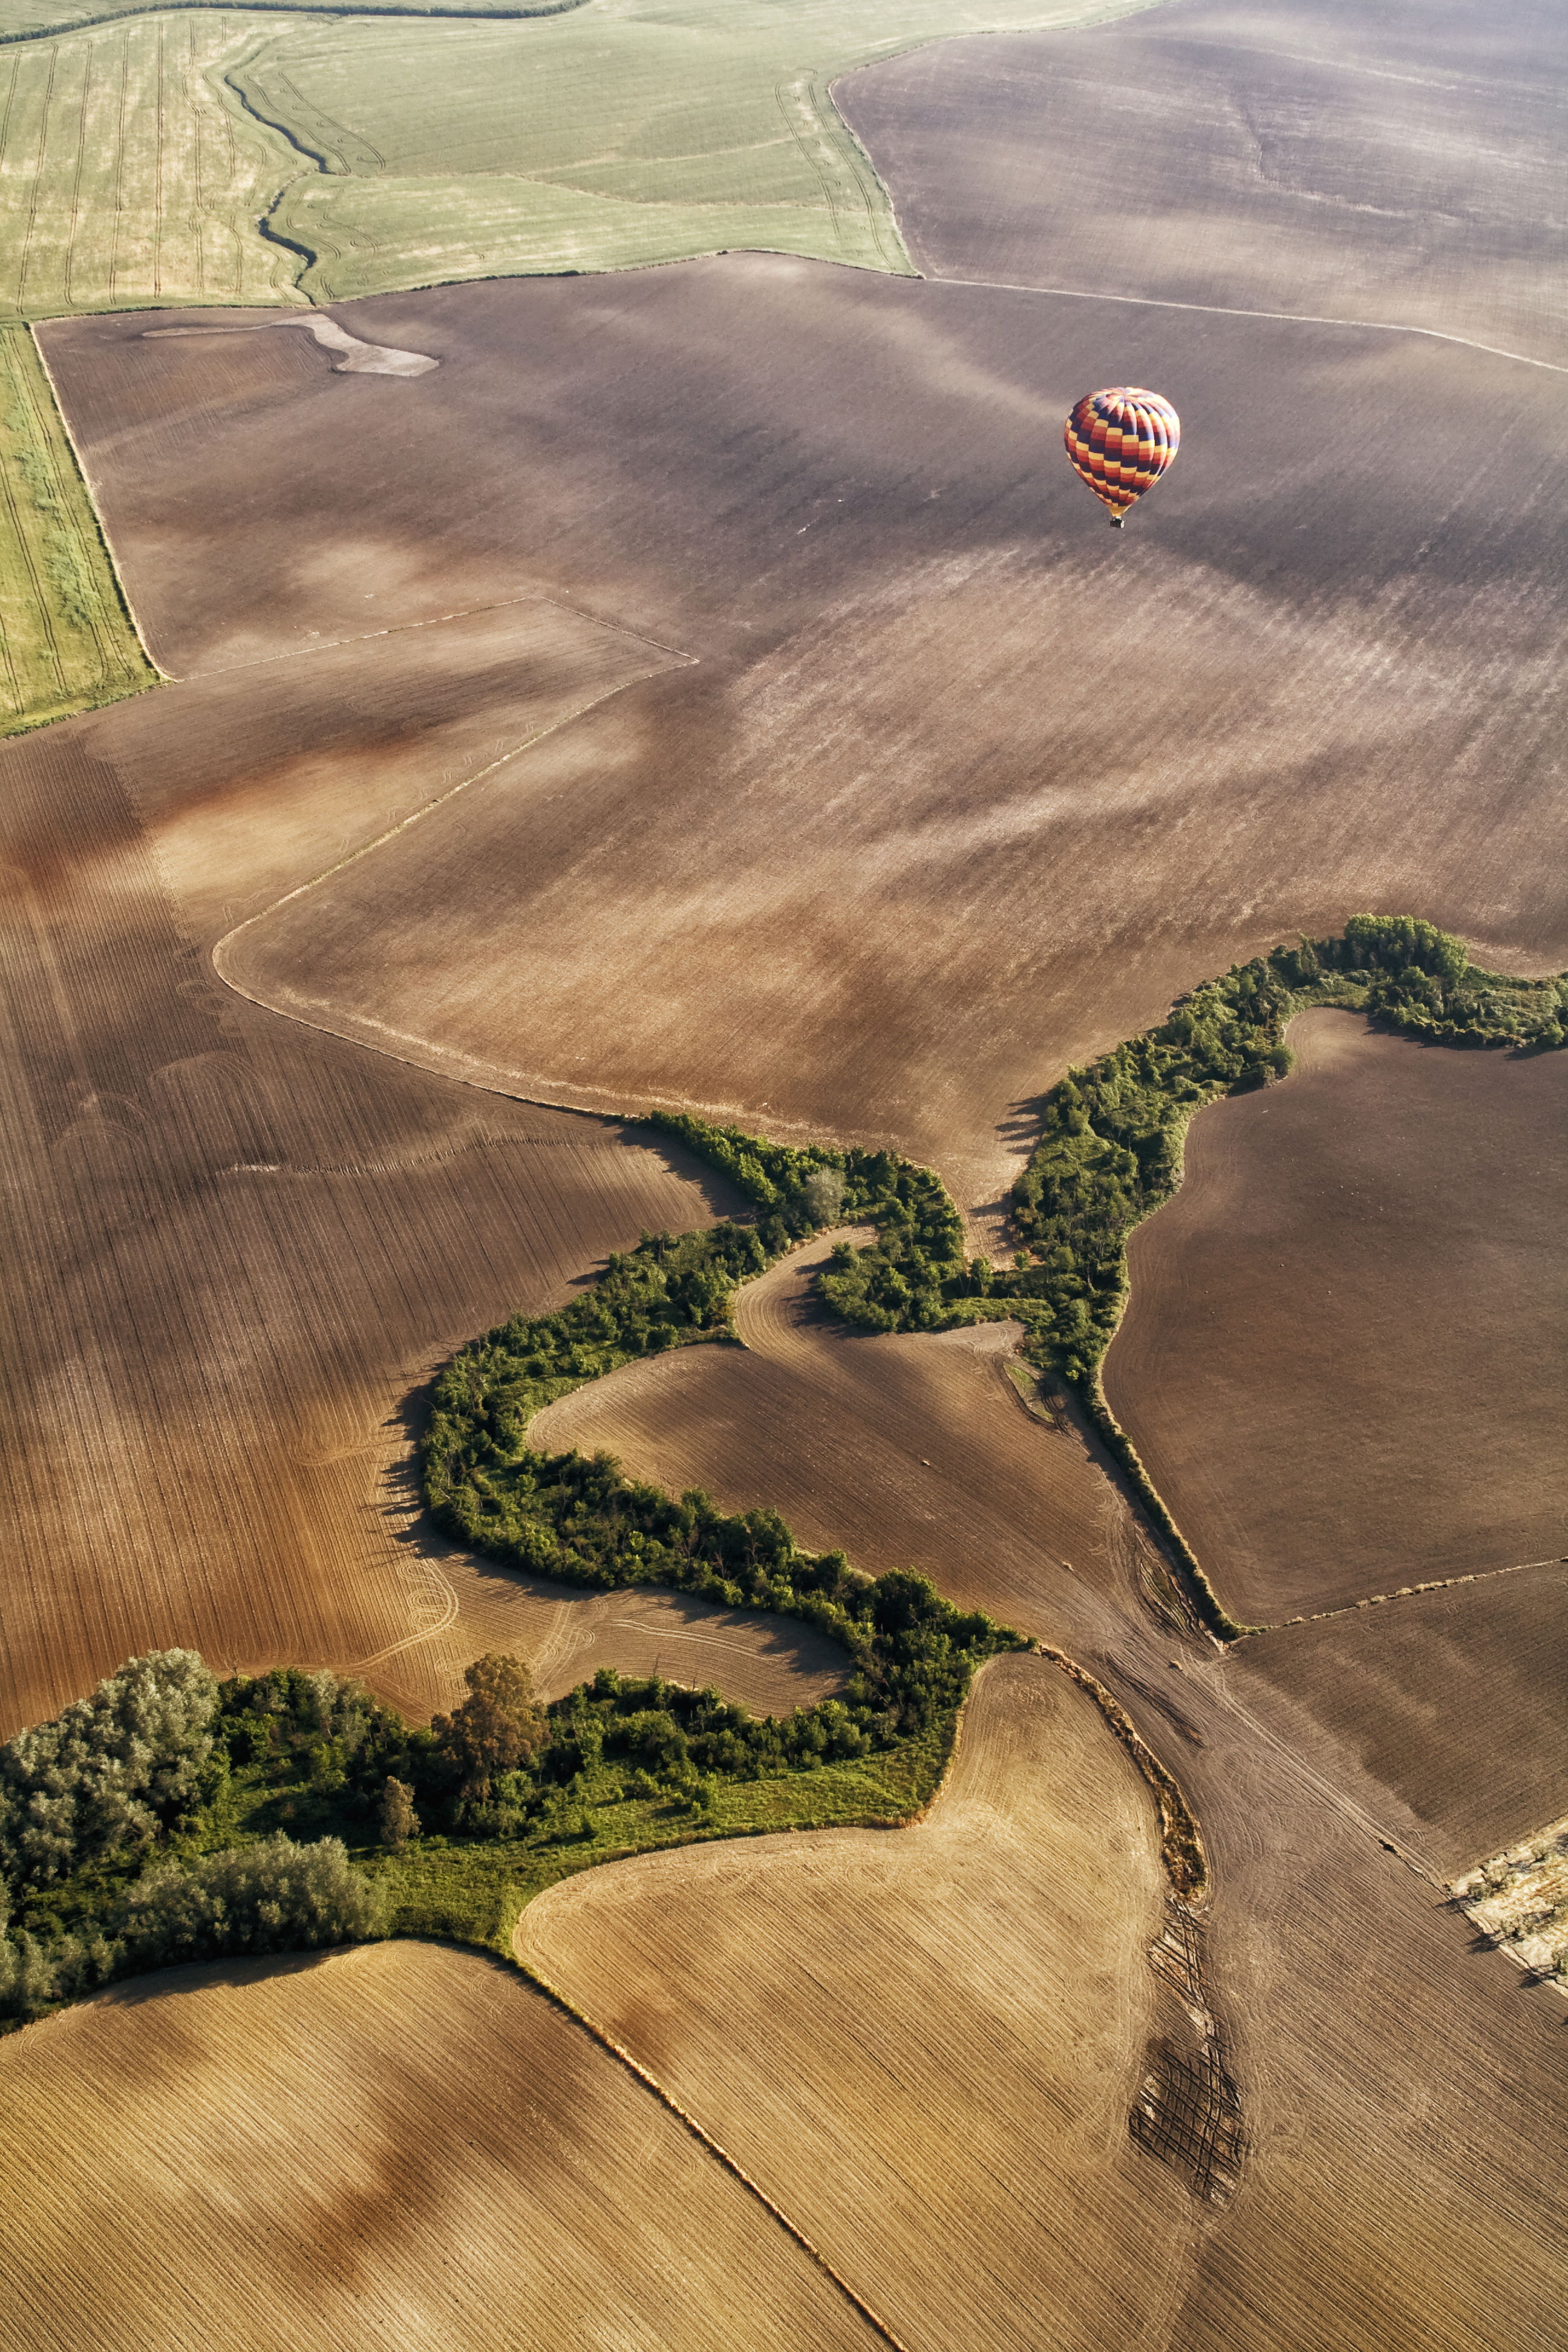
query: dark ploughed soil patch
839 0 1567 364
1103 1011 1567 1624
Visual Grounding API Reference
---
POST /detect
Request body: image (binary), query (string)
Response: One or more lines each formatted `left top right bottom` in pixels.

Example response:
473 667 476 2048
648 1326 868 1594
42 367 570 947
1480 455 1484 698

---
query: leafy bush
117 1834 385 1968
0 1650 217 1890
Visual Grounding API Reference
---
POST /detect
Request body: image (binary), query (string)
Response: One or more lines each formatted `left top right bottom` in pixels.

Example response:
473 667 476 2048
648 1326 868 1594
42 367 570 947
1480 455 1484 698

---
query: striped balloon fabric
1063 387 1180 526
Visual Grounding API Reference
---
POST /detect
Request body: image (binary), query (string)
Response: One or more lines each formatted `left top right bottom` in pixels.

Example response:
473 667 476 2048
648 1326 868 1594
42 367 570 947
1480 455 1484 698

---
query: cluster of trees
425 1128 1020 1780
649 918 1563 1644
0 1649 220 1890
1310 913 1566 1048
428 1390 1018 1768
0 1653 386 2025
3 1586 1017 2027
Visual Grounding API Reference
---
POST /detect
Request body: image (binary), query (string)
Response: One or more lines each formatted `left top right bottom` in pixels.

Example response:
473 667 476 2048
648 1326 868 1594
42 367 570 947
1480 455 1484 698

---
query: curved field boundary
497 1662 1037 2352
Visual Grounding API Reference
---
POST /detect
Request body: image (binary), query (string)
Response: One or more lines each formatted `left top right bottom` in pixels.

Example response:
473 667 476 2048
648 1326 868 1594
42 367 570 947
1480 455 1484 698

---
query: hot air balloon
1064 387 1180 526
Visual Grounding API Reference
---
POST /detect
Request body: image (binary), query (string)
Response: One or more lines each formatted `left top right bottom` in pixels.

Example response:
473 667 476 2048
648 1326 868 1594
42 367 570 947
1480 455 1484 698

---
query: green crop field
0 13 306 319
0 0 1155 315
0 324 156 730
250 0 1153 298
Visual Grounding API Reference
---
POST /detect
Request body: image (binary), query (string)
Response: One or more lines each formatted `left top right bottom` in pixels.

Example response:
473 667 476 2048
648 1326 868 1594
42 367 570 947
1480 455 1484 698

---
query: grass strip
0 326 158 732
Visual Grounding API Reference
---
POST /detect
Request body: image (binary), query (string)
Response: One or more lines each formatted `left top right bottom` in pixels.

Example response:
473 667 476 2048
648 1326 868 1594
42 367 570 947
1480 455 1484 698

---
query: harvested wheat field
0 1941 873 2351
523 1650 1193 2352
840 0 1567 362
42 250 1568 1217
1103 1011 1568 1624
1148 1655 1568 2352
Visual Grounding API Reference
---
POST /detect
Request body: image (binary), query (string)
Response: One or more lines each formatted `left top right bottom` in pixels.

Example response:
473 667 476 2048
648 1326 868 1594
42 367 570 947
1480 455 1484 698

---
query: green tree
432 1655 545 1805
378 1776 419 1849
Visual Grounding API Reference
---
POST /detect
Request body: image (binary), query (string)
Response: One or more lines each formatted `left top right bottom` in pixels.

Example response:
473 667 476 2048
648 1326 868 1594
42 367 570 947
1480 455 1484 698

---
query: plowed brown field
10 0 1568 2334
1103 1011 1568 1623
437 1560 849 1714
0 596 754 1737
1161 1664 1568 2352
0 1941 873 2351
534 1234 1152 1647
42 254 1568 1221
839 0 1567 364
522 1651 1192 2351
530 1228 1568 2348
1227 1562 1568 1874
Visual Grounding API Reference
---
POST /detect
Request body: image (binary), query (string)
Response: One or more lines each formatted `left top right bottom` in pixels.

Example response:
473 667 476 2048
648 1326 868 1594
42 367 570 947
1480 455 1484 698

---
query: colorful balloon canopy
1063 387 1180 526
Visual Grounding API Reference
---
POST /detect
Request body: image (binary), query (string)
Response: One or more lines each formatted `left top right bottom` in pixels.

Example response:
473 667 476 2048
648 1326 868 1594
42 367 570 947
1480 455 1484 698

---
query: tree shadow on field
970 1089 1050 1240
96 1945 344 2010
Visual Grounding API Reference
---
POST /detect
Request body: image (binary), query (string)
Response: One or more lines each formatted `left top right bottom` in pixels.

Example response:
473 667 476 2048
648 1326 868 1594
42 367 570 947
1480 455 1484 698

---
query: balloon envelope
1064 387 1180 524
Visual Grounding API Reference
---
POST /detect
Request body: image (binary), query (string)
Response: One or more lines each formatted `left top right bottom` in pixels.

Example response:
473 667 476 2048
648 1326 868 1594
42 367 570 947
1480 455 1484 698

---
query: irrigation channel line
517 1958 914 2349
929 271 1568 377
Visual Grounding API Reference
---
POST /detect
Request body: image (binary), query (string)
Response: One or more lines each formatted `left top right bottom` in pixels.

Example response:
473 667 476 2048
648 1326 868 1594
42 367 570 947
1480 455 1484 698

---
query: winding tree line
7 916 1557 2022
432 913 1560 1640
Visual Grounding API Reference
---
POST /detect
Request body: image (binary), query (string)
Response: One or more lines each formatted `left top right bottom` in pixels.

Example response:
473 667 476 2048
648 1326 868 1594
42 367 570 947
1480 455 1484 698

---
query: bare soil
0 1942 871 2351
1228 1563 1568 1874
1103 1011 1568 1623
839 0 1568 364
0 620 757 1737
8 7 1567 2330
41 256 1568 1223
1154 1659 1568 2352
530 1230 1568 2347
534 1235 1153 1648
522 1651 1191 2352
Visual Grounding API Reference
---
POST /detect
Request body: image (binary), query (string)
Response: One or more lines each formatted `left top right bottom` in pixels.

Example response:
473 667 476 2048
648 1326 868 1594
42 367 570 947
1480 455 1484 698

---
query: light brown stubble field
0 1940 876 2351
42 258 1568 1226
521 1651 1192 2352
4 0 1566 2337
534 1249 1568 2349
